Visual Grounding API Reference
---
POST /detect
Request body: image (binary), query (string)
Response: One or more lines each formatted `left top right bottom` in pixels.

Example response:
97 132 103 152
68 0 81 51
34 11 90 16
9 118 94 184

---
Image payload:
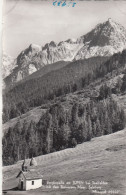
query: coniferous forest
3 50 126 123
3 89 126 165
2 49 126 165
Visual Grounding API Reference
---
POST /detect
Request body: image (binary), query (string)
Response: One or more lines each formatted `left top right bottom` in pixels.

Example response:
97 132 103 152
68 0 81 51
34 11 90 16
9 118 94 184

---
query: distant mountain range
3 18 126 87
2 18 126 166
2 53 16 79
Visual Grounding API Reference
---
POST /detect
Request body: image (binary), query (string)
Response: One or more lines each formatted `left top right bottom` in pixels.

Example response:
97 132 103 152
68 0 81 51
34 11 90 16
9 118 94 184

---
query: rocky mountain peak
42 41 57 50
3 19 126 87
29 44 42 52
106 18 115 25
108 17 112 22
49 41 57 47
66 38 77 44
83 19 126 47
74 19 126 60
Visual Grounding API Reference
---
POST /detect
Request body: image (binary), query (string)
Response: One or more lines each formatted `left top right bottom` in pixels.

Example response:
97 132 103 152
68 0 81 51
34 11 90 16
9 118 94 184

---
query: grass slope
3 106 47 135
3 128 126 195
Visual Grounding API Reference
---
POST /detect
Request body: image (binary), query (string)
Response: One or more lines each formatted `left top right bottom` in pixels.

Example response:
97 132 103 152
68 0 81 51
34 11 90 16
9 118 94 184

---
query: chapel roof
17 170 43 180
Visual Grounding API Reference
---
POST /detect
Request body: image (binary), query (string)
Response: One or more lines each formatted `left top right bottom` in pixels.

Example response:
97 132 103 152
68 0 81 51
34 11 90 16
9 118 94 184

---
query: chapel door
21 181 23 190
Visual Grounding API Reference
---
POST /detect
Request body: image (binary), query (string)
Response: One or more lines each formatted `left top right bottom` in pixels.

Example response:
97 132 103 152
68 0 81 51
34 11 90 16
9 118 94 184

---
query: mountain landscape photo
2 0 126 195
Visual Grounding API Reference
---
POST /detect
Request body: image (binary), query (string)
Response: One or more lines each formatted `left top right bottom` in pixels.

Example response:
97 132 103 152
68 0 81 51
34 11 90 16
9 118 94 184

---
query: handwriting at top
53 1 77 7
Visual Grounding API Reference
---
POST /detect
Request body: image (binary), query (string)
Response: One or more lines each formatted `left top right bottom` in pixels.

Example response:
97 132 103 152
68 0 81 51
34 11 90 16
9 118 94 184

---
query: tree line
3 50 126 123
3 90 126 165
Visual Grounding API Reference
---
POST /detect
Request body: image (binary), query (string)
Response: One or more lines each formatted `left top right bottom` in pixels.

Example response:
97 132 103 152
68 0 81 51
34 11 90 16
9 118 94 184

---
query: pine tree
96 118 101 137
87 115 92 141
92 122 97 137
121 74 126 92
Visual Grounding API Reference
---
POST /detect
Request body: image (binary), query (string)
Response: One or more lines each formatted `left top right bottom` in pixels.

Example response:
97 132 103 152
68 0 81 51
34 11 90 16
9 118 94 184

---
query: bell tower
22 159 27 172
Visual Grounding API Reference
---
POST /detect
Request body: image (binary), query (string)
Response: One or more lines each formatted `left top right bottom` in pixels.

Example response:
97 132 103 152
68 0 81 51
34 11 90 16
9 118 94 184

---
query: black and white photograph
2 0 126 194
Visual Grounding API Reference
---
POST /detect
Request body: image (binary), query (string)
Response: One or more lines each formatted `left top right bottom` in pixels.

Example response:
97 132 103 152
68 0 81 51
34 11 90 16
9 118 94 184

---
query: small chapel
16 157 43 191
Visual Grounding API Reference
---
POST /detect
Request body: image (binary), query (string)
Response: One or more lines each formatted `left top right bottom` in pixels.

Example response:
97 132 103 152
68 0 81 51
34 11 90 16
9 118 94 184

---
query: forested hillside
4 61 70 89
2 49 126 165
3 92 125 165
3 56 108 122
3 49 126 123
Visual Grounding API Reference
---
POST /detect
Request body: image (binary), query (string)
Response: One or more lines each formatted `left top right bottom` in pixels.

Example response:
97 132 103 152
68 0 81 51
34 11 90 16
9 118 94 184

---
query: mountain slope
4 41 83 87
3 57 126 135
3 56 108 122
6 61 70 88
4 19 126 87
75 18 126 60
2 49 126 166
3 49 126 123
3 128 126 195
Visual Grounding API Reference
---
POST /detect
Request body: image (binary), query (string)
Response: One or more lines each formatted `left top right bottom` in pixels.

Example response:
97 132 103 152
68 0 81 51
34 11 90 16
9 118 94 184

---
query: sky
2 0 126 57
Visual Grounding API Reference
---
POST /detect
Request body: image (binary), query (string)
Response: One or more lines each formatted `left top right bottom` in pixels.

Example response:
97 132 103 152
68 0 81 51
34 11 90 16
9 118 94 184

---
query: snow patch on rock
29 64 37 75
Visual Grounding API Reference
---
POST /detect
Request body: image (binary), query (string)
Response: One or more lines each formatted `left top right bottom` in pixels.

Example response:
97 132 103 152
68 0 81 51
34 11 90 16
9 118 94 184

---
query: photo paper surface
2 0 126 195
